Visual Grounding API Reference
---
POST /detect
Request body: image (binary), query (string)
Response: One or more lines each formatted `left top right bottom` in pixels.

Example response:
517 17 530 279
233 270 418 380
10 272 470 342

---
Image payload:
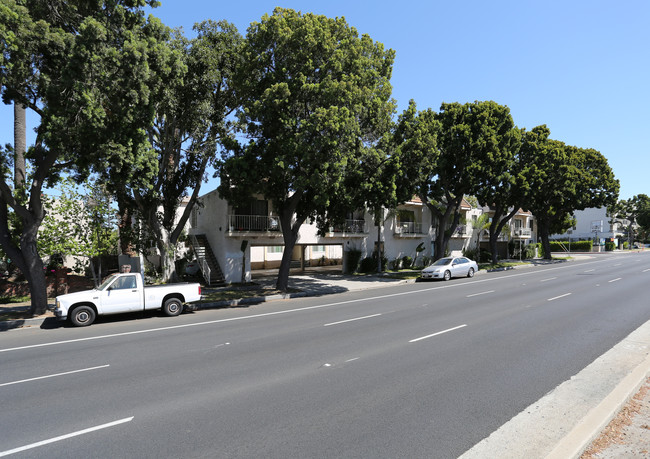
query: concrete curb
0 316 51 331
460 319 650 459
546 344 650 458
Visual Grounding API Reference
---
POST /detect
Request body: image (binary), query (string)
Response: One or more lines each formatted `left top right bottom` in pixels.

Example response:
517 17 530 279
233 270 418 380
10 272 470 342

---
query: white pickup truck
54 273 202 326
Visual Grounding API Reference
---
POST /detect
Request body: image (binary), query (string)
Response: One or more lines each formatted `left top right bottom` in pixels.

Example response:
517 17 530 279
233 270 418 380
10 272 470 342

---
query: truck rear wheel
70 306 96 327
162 298 183 317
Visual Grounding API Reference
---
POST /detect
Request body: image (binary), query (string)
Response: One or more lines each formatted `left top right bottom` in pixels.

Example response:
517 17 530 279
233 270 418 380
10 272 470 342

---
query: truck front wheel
70 306 96 327
163 298 183 317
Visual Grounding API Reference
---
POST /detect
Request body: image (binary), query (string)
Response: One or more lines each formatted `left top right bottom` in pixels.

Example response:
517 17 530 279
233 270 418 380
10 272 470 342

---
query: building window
267 246 283 254
312 245 325 252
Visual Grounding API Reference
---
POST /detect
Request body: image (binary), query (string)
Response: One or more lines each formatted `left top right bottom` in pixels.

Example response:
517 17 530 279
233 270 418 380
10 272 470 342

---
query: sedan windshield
432 258 453 266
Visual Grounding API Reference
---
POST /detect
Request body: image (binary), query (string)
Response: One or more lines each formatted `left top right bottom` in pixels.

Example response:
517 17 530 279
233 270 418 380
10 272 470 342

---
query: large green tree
0 0 164 314
400 100 517 260
219 8 395 291
520 126 619 258
609 194 650 246
116 20 243 282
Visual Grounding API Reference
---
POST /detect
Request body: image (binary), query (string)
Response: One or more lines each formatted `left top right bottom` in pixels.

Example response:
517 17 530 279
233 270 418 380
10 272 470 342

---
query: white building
188 190 537 284
550 207 626 247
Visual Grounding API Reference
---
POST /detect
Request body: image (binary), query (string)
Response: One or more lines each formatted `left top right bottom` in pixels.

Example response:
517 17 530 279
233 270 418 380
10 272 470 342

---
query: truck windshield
98 274 119 290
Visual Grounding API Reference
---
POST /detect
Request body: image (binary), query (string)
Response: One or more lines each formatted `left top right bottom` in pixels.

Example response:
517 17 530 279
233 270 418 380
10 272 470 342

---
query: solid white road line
0 417 134 457
608 278 622 283
409 324 467 343
0 365 110 388
643 268 650 273
548 293 572 302
540 277 557 282
466 290 495 298
324 314 382 327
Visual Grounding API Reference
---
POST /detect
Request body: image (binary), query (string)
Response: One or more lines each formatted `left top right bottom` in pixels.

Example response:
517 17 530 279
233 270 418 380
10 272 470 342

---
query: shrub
359 254 387 273
390 258 401 271
346 249 362 273
479 249 492 263
401 256 413 269
523 243 537 259
420 256 432 268
605 241 615 251
547 240 592 252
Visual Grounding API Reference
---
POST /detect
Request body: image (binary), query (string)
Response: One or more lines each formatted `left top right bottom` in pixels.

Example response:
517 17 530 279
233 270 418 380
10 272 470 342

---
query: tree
519 126 619 258
118 20 243 282
609 194 650 247
39 178 117 286
473 122 525 263
401 100 517 260
0 0 165 315
219 8 396 291
636 199 650 241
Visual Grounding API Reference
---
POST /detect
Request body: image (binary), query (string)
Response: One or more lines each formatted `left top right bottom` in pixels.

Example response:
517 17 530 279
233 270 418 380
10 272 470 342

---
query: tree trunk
14 103 26 188
539 220 552 259
158 237 178 283
488 207 518 264
276 209 304 292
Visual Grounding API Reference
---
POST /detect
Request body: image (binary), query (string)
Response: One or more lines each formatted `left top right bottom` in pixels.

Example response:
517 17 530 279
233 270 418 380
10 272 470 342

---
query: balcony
451 225 470 238
512 228 532 239
395 221 425 237
228 215 282 236
327 219 368 236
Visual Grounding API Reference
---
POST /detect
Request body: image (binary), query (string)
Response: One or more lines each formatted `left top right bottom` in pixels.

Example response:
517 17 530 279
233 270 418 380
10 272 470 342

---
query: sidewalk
1 256 648 457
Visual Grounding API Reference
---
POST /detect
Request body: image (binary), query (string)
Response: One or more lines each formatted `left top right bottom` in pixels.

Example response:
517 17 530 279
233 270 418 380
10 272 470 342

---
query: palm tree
472 213 490 254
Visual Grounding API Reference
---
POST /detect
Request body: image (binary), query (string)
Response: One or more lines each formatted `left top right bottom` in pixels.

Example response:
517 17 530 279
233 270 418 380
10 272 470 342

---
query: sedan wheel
467 268 475 278
443 270 451 281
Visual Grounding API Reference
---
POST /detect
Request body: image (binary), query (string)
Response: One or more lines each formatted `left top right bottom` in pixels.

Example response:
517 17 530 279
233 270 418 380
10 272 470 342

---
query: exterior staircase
189 234 225 286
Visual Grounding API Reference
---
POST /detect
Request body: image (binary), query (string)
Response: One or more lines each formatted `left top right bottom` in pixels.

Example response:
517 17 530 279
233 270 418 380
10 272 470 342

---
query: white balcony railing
513 228 532 238
396 221 423 234
228 215 281 232
331 219 367 234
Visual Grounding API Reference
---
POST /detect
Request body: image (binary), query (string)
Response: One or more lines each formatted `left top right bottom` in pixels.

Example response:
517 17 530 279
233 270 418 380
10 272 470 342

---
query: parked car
54 273 202 326
421 257 478 281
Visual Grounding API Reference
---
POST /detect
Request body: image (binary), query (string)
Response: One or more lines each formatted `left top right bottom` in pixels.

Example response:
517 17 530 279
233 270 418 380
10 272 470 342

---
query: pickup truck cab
54 273 202 327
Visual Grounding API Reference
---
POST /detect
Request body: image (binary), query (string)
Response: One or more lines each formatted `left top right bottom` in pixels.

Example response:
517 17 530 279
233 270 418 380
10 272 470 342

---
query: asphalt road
1 253 649 458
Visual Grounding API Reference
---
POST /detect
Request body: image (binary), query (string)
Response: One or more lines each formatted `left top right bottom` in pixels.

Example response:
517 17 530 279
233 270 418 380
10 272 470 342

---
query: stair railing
190 234 212 286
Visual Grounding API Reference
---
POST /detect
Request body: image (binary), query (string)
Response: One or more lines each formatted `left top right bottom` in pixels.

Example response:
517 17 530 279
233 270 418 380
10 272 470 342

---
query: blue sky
2 1 647 200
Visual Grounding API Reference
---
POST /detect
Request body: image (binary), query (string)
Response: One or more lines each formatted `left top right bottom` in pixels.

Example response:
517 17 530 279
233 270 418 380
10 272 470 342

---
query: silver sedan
421 256 478 281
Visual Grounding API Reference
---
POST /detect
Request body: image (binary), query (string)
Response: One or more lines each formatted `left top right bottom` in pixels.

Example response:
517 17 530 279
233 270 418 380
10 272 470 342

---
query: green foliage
359 257 377 273
0 0 167 313
219 8 395 289
519 126 619 258
359 254 388 273
546 240 592 252
345 249 363 273
39 178 117 260
401 255 413 269
605 240 615 251
462 247 479 261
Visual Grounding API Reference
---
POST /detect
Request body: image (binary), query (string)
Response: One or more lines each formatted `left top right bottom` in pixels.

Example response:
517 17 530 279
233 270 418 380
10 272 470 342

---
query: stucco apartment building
188 189 538 284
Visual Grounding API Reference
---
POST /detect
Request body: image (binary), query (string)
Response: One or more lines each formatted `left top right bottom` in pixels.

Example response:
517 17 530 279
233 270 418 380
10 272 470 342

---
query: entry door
100 275 142 314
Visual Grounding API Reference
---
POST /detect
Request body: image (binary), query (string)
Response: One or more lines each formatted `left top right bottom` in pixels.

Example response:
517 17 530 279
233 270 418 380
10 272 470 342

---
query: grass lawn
479 261 529 270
